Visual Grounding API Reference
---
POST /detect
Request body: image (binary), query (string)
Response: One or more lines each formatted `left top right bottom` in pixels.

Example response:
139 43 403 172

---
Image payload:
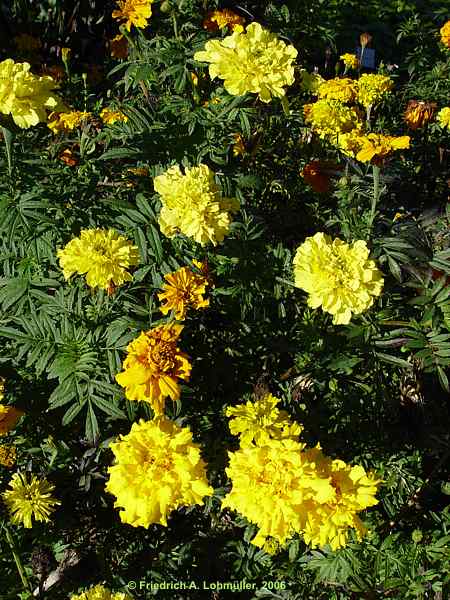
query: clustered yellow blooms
106 417 213 527
100 108 128 125
2 472 60 528
57 228 139 291
115 323 191 415
0 59 64 128
158 262 210 320
0 445 16 467
222 398 381 552
317 77 358 103
153 164 240 246
338 132 410 163
437 107 450 129
194 22 297 103
71 584 131 600
0 404 24 436
299 69 325 94
340 53 358 70
203 9 245 33
356 73 393 108
293 232 384 325
112 0 153 31
47 110 91 133
404 100 436 130
304 99 363 138
226 393 302 447
440 20 450 48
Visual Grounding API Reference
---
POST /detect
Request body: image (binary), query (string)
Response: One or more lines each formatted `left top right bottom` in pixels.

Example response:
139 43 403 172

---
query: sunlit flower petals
440 21 450 48
356 73 393 108
70 583 132 600
112 0 153 31
2 473 60 528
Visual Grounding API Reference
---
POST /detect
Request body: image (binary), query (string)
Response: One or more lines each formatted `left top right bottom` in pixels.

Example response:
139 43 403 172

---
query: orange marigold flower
115 324 192 415
110 34 129 60
301 161 340 194
440 21 450 48
158 262 210 320
203 9 245 33
0 405 24 436
404 100 436 130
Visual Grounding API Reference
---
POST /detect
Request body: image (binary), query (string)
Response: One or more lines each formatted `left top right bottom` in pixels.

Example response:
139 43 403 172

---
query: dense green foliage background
0 1 449 599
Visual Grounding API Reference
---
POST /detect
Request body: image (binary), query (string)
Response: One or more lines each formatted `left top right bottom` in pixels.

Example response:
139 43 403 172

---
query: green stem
281 96 290 116
3 522 33 593
367 164 381 239
172 12 178 39
1 126 14 179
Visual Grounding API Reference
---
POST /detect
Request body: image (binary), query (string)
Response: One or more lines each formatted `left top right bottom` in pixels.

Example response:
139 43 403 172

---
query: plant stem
3 522 33 593
172 12 178 39
1 125 14 179
367 164 381 239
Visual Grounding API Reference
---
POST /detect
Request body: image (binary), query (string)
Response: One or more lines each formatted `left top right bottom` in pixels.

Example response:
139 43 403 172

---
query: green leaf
85 401 99 442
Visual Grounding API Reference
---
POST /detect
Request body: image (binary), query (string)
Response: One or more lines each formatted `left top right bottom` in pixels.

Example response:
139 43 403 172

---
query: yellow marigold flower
317 77 358 103
2 472 60 528
110 34 129 60
339 132 410 164
0 376 4 401
194 22 297 103
158 263 210 320
299 69 325 94
57 228 139 291
356 73 393 108
112 0 153 31
226 394 302 447
71 584 131 600
0 59 64 128
100 108 128 125
340 53 358 70
106 417 213 527
293 232 384 325
14 34 42 52
0 445 16 467
437 107 450 129
115 324 191 415
203 9 245 33
404 100 436 130
440 21 450 48
304 99 363 138
0 405 24 436
47 110 91 133
154 164 239 246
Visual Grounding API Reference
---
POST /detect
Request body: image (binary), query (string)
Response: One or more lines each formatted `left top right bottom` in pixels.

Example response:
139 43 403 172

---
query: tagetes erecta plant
0 59 65 128
57 228 139 291
293 232 384 325
158 262 210 320
115 323 191 415
106 418 213 528
70 584 132 600
356 74 393 108
194 22 297 103
2 473 60 528
203 9 245 32
317 77 358 103
112 0 153 31
440 21 450 48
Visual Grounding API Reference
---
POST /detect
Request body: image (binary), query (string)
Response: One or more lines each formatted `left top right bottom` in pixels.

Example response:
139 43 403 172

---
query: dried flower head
404 100 436 130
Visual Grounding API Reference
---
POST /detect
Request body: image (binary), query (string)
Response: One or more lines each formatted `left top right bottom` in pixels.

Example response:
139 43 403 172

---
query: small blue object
356 47 375 69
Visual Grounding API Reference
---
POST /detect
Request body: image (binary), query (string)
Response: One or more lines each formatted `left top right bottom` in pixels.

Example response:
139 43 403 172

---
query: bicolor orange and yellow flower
158 262 210 320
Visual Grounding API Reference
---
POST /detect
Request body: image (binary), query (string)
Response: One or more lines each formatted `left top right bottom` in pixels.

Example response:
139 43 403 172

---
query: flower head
106 418 213 527
194 22 297 103
57 228 139 291
110 34 129 59
115 324 191 415
71 584 131 600
301 160 340 193
304 99 363 138
203 9 245 33
293 232 384 325
356 74 393 108
47 110 91 133
404 100 436 130
59 148 78 167
2 473 60 528
158 262 210 320
112 0 153 31
437 107 450 129
317 77 358 103
440 21 450 48
299 69 325 94
0 59 64 128
0 405 24 436
340 53 358 70
0 445 16 467
100 108 128 125
339 132 410 164
154 164 239 246
226 394 302 447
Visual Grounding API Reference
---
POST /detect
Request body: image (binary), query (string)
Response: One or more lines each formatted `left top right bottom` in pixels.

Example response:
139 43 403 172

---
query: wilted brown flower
404 100 436 130
360 32 372 48
110 34 129 59
301 160 341 193
59 149 78 167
